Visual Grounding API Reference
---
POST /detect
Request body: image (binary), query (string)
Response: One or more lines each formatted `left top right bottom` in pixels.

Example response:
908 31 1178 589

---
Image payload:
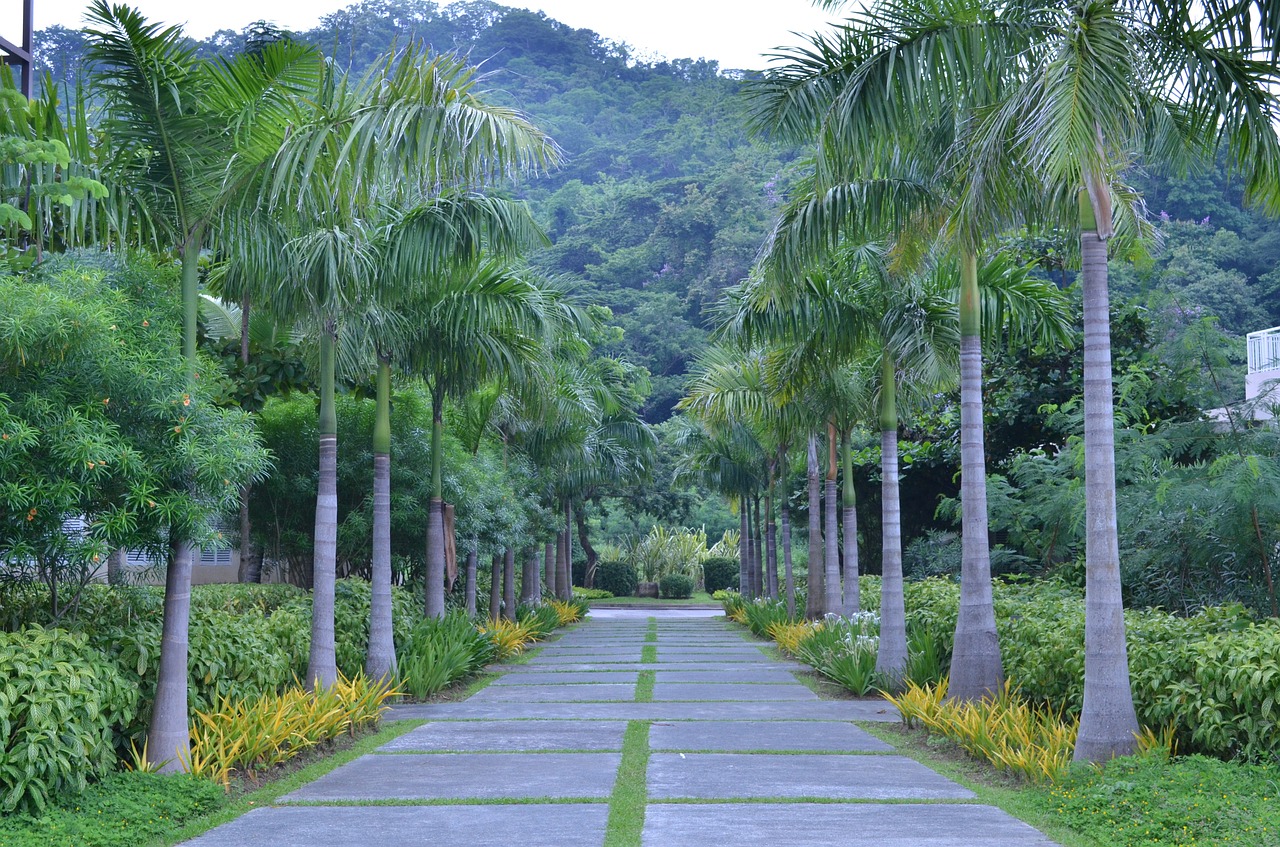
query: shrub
596 559 638 597
518 603 562 640
573 587 613 600
702 556 739 595
659 572 694 599
0 628 137 813
399 611 496 699
740 597 791 636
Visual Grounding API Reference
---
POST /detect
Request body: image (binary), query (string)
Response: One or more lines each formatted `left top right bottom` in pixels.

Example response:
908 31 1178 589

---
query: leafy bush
701 556 739 595
794 612 882 695
399 612 496 699
0 628 137 813
740 598 792 636
573 587 613 600
659 572 694 599
596 559 638 597
518 603 562 640
548 597 588 626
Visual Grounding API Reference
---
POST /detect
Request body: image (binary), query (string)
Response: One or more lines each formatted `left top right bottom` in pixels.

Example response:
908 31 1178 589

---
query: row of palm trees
47 3 653 771
681 0 1280 761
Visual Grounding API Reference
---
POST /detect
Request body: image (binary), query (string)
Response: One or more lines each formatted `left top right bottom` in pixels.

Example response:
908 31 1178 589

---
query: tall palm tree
85 4 321 769
964 0 1280 759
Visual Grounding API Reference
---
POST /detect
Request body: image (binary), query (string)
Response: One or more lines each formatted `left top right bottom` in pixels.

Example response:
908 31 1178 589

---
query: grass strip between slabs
604 721 651 847
645 619 658 642
635 670 655 702
641 644 657 663
154 719 422 846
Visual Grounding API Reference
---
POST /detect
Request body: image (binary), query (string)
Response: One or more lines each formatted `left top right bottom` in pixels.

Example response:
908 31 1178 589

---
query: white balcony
1246 326 1280 420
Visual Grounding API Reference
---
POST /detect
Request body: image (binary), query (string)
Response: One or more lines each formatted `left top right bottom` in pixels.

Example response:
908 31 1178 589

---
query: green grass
861 723 1280 847
641 644 657 664
593 592 718 606
604 721 651 847
636 670 655 702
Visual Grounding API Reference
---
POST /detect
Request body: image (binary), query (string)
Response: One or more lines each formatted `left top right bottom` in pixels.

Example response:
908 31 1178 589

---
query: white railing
1247 326 1280 374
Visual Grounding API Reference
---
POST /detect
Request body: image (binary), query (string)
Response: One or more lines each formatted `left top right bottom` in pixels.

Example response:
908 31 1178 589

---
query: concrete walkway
183 613 1058 846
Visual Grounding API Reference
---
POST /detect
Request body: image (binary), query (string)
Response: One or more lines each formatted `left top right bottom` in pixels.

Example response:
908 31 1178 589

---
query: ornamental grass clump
480 618 538 660
885 679 1078 785
740 597 791 637
767 620 819 655
399 611 497 699
185 673 397 787
547 597 588 626
792 611 882 694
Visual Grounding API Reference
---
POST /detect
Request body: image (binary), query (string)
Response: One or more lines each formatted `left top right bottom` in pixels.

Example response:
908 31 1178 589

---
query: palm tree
963 0 1280 759
85 4 320 769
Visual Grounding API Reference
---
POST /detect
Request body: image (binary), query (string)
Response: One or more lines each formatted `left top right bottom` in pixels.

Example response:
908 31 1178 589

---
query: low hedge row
0 579 414 813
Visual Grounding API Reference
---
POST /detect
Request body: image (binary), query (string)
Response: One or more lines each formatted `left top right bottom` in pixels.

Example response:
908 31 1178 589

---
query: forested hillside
34 1 800 420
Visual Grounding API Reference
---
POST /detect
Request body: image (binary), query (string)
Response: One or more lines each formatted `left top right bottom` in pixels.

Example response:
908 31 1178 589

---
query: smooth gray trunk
502 548 516 620
465 548 478 617
782 504 795 617
1075 227 1140 761
739 506 750 594
147 539 192 772
107 548 127 585
365 453 396 681
425 499 446 619
765 511 778 600
824 477 840 616
544 540 557 599
841 502 859 615
521 548 540 605
307 433 338 690
805 435 824 618
556 529 570 602
743 505 756 597
875 428 909 684
236 488 262 583
561 503 574 600
489 555 502 622
949 333 1004 701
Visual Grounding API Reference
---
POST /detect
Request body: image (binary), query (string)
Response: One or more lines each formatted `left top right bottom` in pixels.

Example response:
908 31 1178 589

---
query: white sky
9 0 841 70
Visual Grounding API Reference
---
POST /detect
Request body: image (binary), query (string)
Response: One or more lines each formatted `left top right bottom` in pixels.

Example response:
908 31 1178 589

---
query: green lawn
589 592 719 607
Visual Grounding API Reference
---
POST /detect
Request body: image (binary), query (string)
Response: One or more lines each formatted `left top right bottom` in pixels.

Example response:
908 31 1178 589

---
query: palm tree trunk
782 500 795 618
752 496 764 599
950 251 1004 702
365 355 396 682
425 384 447 619
555 529 567 601
765 494 778 600
147 538 192 772
575 508 598 589
465 546 478 617
805 434 824 618
544 539 557 599
489 554 502 622
875 353 908 684
841 429 860 615
147 236 203 770
1075 196 1139 761
521 547 540 605
738 503 750 594
307 320 339 691
107 548 127 585
236 490 261 583
742 503 755 596
502 548 516 621
824 423 841 616
561 501 574 600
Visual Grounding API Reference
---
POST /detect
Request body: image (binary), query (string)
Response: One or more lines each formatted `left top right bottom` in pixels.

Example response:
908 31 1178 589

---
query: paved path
183 613 1058 846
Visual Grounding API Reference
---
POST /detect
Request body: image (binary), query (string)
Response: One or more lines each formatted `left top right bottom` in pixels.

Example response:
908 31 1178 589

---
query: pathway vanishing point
183 610 1058 846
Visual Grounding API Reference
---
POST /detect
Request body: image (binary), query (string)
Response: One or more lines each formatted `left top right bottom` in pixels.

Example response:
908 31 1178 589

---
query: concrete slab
641 804 1059 846
647 754 973 800
654 670 798 684
182 805 609 847
491 671 639 685
282 753 621 801
649 721 894 753
532 653 644 664
379 721 628 752
500 661 807 673
388 700 899 722
468 683 636 702
650 682 819 701
650 652 769 664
